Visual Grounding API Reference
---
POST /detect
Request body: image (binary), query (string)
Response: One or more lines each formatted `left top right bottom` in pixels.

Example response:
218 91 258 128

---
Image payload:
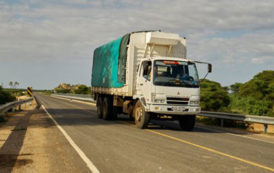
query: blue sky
0 0 273 89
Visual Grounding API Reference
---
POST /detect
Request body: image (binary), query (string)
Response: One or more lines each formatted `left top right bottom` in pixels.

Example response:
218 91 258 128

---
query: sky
0 0 273 89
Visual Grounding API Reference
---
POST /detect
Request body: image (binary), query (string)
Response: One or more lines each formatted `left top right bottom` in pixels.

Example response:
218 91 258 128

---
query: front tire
133 101 150 129
179 115 196 131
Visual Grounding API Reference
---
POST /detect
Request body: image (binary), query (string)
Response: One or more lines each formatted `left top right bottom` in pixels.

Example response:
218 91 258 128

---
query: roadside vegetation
229 71 274 116
200 79 230 112
54 83 91 95
200 70 274 117
54 71 273 117
3 88 26 97
0 86 16 105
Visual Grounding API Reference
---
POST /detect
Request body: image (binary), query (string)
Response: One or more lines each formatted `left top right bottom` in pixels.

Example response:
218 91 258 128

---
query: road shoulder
0 101 90 173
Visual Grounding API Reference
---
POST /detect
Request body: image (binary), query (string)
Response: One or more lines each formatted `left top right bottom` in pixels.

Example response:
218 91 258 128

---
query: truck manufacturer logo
177 92 180 95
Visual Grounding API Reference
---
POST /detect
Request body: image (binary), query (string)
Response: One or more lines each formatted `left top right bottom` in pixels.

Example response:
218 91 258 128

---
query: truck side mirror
208 64 212 73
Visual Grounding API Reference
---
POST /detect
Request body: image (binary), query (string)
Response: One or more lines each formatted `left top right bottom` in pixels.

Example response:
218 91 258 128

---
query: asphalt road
35 94 274 173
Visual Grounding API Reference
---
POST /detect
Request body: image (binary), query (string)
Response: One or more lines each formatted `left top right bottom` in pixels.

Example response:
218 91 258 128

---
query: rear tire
102 96 112 120
112 106 118 120
179 115 196 131
96 96 103 119
133 101 150 129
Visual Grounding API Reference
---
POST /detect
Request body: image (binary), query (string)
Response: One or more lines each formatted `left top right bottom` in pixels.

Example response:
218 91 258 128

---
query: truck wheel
102 96 112 120
179 115 196 131
129 113 134 121
112 106 118 120
133 101 150 129
96 96 103 119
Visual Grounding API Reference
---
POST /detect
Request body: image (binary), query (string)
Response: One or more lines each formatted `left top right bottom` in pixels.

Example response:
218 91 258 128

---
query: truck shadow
148 120 219 133
0 110 34 172
114 115 227 133
37 108 246 135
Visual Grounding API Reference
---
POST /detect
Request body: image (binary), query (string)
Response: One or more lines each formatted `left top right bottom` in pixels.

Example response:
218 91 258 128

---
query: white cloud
251 56 272 64
0 0 274 88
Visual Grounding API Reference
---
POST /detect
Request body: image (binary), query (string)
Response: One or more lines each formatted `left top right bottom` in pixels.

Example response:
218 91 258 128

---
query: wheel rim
135 107 143 122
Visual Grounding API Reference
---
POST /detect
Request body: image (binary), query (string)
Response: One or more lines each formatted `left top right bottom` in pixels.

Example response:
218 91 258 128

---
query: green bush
200 79 230 112
229 95 271 116
54 83 91 95
55 88 71 94
229 71 274 116
230 82 243 94
0 86 16 104
74 85 89 94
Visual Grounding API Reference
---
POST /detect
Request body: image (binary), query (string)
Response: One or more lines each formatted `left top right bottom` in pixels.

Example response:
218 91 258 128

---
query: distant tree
229 71 274 116
223 86 229 92
87 86 92 95
74 85 89 94
55 88 71 94
0 86 16 104
14 81 19 89
229 95 270 116
54 83 72 93
9 81 13 88
230 82 243 94
200 79 230 112
239 71 274 99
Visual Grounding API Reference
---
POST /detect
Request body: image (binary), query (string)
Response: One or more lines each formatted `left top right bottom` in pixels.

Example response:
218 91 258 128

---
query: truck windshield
153 60 199 87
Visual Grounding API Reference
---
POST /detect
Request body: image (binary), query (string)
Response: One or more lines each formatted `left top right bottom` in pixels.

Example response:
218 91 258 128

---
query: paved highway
35 94 274 173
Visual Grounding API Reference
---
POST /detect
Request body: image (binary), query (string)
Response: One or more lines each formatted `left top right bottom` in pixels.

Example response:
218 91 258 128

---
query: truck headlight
189 95 200 105
151 93 166 104
189 100 199 105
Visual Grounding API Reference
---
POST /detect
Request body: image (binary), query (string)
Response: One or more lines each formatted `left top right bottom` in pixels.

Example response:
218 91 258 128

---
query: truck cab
134 57 204 130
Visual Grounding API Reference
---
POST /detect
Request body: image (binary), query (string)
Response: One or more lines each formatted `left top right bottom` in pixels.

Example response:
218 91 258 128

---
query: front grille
166 97 189 105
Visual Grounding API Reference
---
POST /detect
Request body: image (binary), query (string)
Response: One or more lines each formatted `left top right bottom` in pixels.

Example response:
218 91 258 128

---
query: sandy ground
0 100 36 172
0 99 87 173
247 123 274 134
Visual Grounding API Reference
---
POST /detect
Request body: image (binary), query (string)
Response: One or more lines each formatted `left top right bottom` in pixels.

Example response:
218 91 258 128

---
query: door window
141 61 152 81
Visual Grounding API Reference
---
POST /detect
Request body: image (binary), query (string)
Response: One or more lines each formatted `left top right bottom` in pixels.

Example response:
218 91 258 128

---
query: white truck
91 30 211 130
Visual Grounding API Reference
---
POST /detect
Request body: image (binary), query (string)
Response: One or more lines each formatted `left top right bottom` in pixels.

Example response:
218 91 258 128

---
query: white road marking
197 125 274 145
51 95 96 106
228 133 274 145
41 105 100 173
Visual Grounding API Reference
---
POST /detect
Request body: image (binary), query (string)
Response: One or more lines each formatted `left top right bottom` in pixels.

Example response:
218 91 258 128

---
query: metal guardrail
0 97 33 118
52 93 274 133
51 94 94 102
53 93 93 98
199 111 274 133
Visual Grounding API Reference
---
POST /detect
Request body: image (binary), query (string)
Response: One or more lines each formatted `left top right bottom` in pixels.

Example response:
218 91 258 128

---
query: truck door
136 61 152 104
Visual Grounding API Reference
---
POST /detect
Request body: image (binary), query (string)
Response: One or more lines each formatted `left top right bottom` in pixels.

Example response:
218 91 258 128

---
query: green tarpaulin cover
91 34 130 88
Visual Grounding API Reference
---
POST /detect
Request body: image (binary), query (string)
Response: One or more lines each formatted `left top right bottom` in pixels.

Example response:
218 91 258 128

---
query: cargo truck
91 30 212 130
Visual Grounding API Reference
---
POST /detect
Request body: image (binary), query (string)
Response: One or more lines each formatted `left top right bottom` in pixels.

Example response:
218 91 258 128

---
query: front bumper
147 104 200 115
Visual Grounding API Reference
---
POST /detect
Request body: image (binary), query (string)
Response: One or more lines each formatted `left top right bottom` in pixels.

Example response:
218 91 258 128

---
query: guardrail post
220 119 224 127
0 112 3 121
0 112 7 121
264 124 268 134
